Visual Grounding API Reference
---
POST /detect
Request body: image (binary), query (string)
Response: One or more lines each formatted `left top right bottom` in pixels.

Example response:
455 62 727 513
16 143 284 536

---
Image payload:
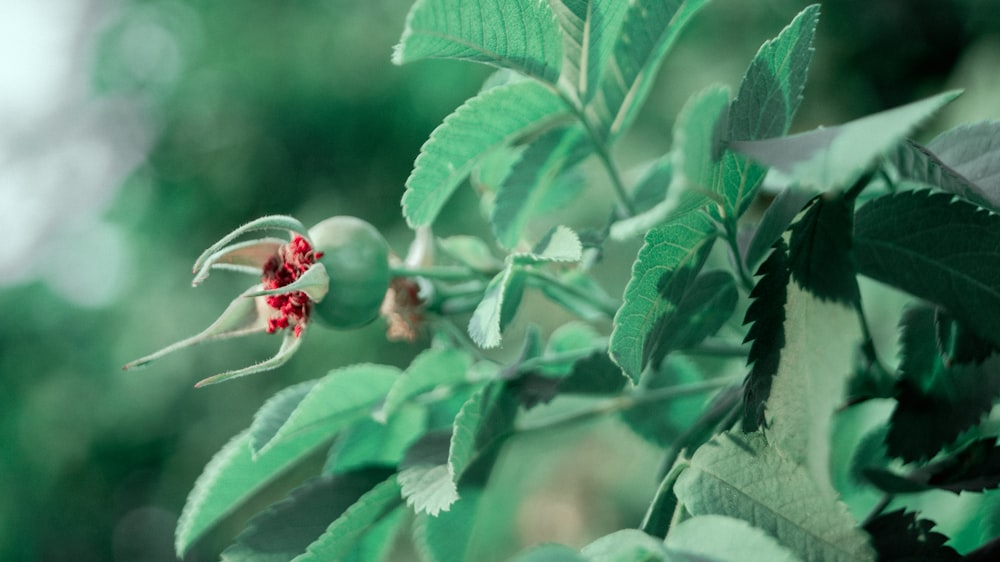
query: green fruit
308 216 390 329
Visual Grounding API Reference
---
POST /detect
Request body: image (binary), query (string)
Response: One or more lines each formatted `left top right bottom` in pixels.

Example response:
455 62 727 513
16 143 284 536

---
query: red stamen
261 236 318 337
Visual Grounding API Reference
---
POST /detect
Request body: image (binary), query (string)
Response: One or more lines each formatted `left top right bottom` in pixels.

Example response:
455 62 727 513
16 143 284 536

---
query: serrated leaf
325 405 427 474
764 281 862 493
924 438 1000 493
854 190 1000 348
175 429 333 557
340 507 404 562
550 0 629 104
402 80 569 227
927 120 1000 205
731 91 961 191
610 210 717 384
219 469 395 562
674 432 876 562
492 125 591 249
413 487 486 562
558 351 628 395
886 354 1000 463
787 194 860 305
379 347 472 421
666 515 803 562
294 478 403 562
523 224 585 263
393 0 563 83
862 510 960 562
397 432 458 516
742 240 790 431
253 364 399 455
468 265 525 348
589 0 710 141
729 5 819 142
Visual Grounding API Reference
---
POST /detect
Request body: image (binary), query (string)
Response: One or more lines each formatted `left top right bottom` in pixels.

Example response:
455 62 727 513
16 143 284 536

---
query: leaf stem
389 265 481 281
685 338 749 358
514 377 740 434
722 216 756 292
525 268 620 318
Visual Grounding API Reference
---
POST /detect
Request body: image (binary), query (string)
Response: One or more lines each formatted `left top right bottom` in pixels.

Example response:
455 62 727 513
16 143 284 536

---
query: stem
517 344 607 372
722 216 755 292
685 338 749 358
861 493 895 526
389 265 481 281
515 376 740 434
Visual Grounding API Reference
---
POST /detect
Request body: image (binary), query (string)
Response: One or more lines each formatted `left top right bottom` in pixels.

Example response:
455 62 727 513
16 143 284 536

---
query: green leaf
249 380 318 455
610 210 717 384
854 189 1000 348
581 529 672 561
763 280 862 493
294 478 403 562
550 0 629 104
611 86 729 240
468 264 525 349
397 432 457 516
620 356 705 447
437 235 504 273
742 239 790 431
251 364 400 455
325 404 427 474
558 351 628 395
665 515 803 562
341 508 404 562
378 347 472 422
393 0 563 83
922 438 1000 493
862 510 960 562
413 487 486 562
787 194 860 305
492 125 591 248
889 139 999 213
512 543 587 562
175 429 333 557
589 0 710 141
402 80 569 227
731 91 961 191
641 458 688 539
630 156 674 214
219 469 395 561
674 432 876 562
925 120 1000 207
645 270 739 370
728 5 819 142
522 224 585 263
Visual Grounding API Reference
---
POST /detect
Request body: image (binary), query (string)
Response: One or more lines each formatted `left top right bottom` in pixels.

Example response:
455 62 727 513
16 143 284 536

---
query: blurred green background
1 0 998 560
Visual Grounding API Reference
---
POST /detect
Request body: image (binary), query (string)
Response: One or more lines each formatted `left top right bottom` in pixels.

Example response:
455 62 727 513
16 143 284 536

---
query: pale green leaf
729 5 819 142
219 469 395 562
468 265 524 348
393 0 563 83
492 125 591 248
581 529 672 561
924 120 1000 209
764 281 861 494
589 0 710 141
402 80 569 227
549 0 629 104
254 364 400 455
731 91 962 192
175 429 332 557
888 140 998 213
397 463 458 517
854 190 1000 347
522 224 584 263
610 210 717 383
665 515 803 562
293 478 403 562
378 347 472 422
437 235 504 273
674 432 876 562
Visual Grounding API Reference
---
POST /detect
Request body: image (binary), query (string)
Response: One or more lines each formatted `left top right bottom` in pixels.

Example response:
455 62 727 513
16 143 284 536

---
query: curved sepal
194 329 305 388
192 215 308 274
192 237 284 286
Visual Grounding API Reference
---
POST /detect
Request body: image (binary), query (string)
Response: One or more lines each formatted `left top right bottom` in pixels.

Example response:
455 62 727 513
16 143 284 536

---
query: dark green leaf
558 351 628 395
934 309 999 366
403 80 569 227
862 510 960 562
220 469 395 562
854 190 1000 348
787 194 860 305
898 304 941 385
590 0 710 141
393 0 563 83
610 210 717 383
620 356 705 447
729 5 819 141
630 156 674 214
887 355 1000 463
742 239 790 431
732 91 961 192
924 438 1000 493
325 404 427 474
